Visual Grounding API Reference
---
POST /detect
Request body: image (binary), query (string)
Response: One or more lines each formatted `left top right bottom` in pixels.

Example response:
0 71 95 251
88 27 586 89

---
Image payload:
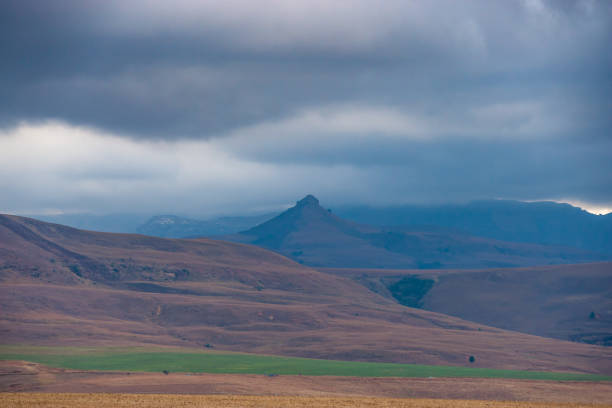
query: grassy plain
2 393 610 408
1 345 610 381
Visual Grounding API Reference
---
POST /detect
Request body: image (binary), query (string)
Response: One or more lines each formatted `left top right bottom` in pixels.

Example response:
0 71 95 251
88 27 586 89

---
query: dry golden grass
4 360 612 404
2 394 610 408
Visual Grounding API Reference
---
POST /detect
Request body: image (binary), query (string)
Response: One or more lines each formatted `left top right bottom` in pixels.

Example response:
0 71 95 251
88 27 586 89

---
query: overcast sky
1 0 611 216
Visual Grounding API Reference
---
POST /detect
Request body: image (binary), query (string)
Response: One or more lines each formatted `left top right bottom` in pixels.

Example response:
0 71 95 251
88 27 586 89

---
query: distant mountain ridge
137 213 276 238
334 200 612 254
25 198 612 256
28 213 150 233
225 195 608 269
25 212 277 238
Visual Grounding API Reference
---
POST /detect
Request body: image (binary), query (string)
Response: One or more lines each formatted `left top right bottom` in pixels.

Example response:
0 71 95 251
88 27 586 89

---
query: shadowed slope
228 196 606 269
335 200 612 254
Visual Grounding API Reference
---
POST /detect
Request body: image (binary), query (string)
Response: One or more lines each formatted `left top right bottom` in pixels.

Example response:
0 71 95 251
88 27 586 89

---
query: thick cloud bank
0 0 610 214
1 119 609 215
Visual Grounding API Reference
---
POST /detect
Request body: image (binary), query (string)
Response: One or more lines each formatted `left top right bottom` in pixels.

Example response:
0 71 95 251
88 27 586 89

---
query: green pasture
0 345 609 381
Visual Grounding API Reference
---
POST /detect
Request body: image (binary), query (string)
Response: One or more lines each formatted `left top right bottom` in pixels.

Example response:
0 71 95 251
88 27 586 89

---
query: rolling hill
226 195 607 269
322 262 612 346
24 213 151 234
1 213 611 374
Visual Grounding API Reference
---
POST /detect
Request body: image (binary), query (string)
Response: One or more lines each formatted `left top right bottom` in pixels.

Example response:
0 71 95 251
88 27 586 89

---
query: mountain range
26 199 612 259
136 213 276 238
225 195 608 269
334 200 612 255
30 212 277 237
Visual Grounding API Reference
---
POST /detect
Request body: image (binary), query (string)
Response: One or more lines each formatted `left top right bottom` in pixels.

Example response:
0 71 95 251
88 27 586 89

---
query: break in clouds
1 0 611 215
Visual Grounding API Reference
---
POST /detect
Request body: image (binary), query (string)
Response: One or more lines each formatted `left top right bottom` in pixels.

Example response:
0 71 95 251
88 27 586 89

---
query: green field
1 345 610 381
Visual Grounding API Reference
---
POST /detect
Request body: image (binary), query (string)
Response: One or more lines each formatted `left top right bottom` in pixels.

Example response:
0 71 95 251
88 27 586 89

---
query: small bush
469 355 475 363
68 264 82 277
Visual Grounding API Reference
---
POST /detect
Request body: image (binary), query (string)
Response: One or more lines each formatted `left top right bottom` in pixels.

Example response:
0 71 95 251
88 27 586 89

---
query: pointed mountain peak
240 194 347 246
296 194 320 208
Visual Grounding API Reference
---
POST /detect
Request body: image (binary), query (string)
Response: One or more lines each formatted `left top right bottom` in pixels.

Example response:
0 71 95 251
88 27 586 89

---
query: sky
1 0 611 216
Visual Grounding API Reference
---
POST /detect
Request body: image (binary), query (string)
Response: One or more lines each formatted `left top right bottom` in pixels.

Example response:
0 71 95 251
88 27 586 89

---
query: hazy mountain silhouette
28 213 150 233
226 195 607 269
335 200 612 254
137 213 277 238
25 212 277 238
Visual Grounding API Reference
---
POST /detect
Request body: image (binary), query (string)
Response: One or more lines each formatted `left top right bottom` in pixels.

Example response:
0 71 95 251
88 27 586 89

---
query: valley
323 262 612 345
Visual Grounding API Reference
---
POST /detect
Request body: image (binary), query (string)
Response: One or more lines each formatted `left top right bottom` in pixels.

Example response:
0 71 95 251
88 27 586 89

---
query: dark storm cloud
0 0 611 213
2 0 610 138
217 107 612 205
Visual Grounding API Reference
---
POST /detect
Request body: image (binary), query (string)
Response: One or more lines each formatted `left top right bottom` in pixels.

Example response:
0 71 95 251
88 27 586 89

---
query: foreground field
2 393 611 408
3 361 612 404
1 346 610 381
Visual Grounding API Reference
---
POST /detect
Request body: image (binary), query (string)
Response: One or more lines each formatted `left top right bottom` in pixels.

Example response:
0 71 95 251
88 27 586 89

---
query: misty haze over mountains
136 213 279 238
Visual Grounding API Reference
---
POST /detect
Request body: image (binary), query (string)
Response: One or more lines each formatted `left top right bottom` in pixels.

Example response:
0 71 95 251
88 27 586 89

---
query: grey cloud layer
1 0 611 212
2 0 610 137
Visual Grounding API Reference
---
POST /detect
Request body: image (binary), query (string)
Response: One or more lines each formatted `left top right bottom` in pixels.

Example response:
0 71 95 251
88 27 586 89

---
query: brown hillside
1 214 611 374
322 263 612 346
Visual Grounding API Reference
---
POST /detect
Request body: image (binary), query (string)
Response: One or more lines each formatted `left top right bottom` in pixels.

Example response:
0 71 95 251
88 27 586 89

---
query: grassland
1 345 610 381
2 393 609 408
3 214 611 376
